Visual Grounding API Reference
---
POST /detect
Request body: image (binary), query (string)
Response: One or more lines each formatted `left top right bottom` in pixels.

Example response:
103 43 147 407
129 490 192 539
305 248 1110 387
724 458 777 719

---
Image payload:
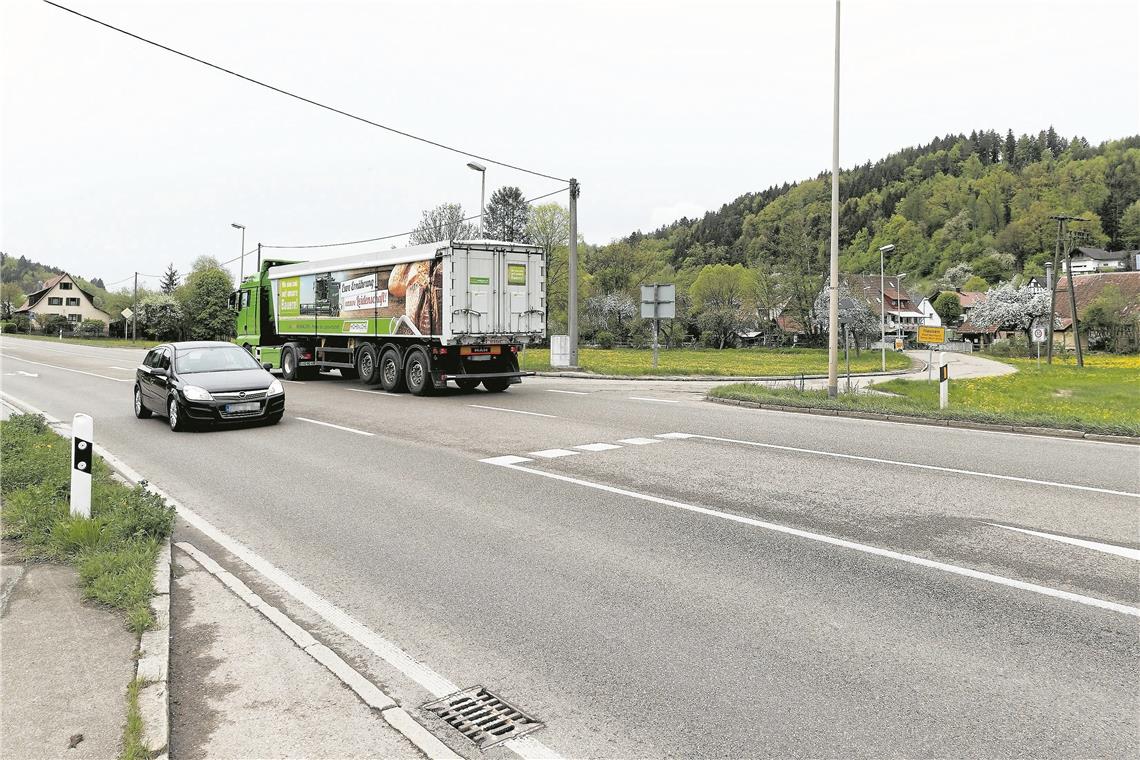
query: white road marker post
938 352 949 410
70 413 93 518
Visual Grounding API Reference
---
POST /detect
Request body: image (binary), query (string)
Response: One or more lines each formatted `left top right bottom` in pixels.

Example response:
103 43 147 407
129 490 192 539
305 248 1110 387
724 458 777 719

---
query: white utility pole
568 178 580 367
826 0 842 398
878 244 894 371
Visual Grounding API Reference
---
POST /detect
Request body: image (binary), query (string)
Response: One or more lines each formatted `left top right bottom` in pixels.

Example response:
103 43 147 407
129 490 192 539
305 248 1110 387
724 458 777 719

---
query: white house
917 296 941 327
13 273 112 334
1062 247 1134 274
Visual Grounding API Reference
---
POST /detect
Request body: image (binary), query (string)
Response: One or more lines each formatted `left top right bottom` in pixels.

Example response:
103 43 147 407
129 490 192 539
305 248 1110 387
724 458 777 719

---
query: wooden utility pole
1048 215 1088 367
1064 229 1085 367
1046 218 1063 364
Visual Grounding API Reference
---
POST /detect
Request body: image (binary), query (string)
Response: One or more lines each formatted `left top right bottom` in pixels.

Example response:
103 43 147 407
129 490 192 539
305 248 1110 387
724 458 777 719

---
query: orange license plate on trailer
460 345 501 356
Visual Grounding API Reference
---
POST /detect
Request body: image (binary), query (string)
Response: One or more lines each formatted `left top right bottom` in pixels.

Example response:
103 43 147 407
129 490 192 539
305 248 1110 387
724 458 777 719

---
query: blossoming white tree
968 282 1055 342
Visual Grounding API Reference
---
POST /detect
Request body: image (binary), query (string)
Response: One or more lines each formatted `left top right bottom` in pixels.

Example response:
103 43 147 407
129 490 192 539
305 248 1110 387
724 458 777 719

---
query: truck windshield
175 346 262 374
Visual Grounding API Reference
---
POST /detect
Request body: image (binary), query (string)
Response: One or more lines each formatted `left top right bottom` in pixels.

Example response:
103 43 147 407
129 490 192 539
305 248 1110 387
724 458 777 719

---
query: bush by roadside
0 414 175 632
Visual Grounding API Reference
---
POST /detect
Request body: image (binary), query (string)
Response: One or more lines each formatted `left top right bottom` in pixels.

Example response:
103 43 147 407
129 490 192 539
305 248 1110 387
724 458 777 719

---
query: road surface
1 336 1136 759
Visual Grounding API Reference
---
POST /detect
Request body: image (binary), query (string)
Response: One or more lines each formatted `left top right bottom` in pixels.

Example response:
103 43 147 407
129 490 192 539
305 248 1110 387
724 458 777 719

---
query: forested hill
618 129 1140 284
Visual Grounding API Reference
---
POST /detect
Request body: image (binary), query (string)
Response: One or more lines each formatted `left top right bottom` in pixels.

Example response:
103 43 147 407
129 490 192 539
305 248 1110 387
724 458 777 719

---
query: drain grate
423 686 544 749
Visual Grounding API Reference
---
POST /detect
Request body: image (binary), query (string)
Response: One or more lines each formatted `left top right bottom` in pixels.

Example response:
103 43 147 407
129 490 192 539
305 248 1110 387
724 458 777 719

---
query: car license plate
460 345 501 356
225 402 260 413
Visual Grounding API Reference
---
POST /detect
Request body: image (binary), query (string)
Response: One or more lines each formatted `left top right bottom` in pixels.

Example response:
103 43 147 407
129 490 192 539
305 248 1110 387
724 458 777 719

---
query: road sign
894 338 904 351
121 308 134 320
1031 325 1047 343
917 326 945 344
640 284 676 319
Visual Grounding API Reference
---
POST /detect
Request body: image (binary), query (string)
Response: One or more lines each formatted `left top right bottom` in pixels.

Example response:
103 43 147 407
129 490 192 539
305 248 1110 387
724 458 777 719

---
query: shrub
986 336 1032 357
595 330 615 349
77 319 106 337
40 314 69 335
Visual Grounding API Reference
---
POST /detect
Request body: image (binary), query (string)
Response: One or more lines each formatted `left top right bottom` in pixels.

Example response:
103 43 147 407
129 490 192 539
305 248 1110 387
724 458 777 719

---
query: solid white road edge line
680 432 1140 499
989 523 1140 562
467 404 558 418
0 353 132 382
484 460 1140 619
0 391 563 760
175 541 463 760
629 396 680 403
295 417 375 436
546 389 588 395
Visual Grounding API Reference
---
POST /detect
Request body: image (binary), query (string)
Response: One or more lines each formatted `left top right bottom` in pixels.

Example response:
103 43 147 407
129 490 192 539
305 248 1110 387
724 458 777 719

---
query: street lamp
466 162 487 238
878 244 895 371
896 272 908 347
231 223 246 282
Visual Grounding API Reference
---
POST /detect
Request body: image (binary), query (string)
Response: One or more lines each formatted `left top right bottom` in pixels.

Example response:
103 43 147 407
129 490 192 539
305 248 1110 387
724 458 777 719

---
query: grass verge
521 346 911 376
119 678 147 760
0 414 175 632
0 333 156 349
709 355 1140 437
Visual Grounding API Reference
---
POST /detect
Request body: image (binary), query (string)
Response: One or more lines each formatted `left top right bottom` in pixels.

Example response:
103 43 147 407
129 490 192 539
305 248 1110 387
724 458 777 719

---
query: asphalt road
2 336 1138 759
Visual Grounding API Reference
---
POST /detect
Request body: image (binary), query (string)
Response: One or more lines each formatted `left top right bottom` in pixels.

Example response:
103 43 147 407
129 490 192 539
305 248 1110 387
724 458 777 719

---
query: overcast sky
2 0 1138 291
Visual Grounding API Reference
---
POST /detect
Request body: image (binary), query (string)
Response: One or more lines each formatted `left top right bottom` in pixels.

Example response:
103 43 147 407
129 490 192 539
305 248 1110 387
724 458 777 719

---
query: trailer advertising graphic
275 261 442 337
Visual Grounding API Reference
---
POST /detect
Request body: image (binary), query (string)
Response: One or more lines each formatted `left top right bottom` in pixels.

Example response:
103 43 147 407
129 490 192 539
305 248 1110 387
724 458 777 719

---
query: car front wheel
134 385 152 419
168 397 189 432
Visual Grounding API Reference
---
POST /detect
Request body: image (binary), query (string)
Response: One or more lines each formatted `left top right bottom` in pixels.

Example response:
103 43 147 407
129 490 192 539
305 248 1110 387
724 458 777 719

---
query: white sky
2 0 1138 289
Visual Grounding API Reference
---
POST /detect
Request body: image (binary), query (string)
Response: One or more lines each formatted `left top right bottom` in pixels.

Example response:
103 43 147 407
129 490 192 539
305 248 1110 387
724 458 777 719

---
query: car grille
212 389 267 401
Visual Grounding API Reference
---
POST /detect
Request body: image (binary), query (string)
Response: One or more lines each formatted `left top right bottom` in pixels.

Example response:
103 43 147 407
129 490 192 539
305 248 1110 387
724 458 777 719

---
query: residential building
1052 271 1140 351
1061 247 1135 274
13 273 111 334
916 296 941 327
828 274 925 336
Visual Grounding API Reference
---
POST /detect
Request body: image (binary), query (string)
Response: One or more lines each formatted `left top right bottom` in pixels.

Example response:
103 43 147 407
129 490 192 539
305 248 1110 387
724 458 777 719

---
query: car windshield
175 346 261 374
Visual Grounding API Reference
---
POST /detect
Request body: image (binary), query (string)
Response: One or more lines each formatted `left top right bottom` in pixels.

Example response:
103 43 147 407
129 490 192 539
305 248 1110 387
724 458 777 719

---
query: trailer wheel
455 378 480 392
404 349 433 396
357 344 381 384
482 378 511 393
379 348 406 393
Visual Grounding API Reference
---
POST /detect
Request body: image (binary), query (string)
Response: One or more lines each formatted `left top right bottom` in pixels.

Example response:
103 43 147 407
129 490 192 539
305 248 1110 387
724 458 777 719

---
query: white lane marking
629 396 680 404
546 389 588 395
0 353 132 382
483 460 1140 619
617 437 661 445
574 443 622 452
7 391 562 760
345 388 404 397
109 366 134 371
680 433 1140 499
528 448 579 459
16 371 38 377
990 523 1140 562
295 417 375 436
468 404 558 418
656 432 695 439
480 455 533 466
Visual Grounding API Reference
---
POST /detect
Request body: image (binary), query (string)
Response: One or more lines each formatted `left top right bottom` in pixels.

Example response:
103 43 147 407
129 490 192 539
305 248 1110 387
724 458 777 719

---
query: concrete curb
534 365 918 382
0 394 175 755
175 541 461 760
705 395 1140 444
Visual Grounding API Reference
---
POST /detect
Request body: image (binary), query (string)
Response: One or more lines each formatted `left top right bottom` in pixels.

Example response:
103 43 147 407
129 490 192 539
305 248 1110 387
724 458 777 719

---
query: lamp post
231 223 246 282
896 272 908 348
466 162 487 238
878 244 894 371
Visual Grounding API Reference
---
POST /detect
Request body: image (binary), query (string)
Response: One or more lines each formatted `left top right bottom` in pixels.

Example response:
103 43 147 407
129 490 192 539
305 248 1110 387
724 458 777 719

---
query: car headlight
182 385 212 402
267 379 283 396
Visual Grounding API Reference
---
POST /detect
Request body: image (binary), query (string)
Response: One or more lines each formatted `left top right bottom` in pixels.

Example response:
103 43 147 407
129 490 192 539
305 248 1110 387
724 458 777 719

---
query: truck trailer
232 240 546 395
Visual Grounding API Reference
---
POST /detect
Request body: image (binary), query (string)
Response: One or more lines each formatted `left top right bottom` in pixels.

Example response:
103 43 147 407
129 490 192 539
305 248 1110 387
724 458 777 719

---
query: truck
231 240 546 395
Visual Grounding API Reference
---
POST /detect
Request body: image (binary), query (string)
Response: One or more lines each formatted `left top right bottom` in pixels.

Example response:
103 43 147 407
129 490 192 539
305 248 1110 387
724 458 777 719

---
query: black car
134 341 285 431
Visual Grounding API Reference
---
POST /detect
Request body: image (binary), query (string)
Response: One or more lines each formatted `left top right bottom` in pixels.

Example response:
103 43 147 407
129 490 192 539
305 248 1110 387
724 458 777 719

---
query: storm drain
422 686 544 749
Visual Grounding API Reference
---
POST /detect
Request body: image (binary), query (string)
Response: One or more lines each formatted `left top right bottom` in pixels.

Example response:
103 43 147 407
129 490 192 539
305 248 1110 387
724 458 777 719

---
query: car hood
179 368 274 393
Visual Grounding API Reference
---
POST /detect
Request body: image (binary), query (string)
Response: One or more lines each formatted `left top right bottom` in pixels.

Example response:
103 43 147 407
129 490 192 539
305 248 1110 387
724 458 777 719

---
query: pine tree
160 263 180 294
483 186 531 243
1003 129 1017 164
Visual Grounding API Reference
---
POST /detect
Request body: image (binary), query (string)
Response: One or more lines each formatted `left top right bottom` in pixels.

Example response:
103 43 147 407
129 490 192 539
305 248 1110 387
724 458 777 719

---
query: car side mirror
262 362 273 371
150 366 168 377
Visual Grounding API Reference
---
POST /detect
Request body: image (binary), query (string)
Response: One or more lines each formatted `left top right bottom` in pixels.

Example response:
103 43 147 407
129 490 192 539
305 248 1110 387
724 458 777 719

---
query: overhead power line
43 0 568 183
262 186 569 250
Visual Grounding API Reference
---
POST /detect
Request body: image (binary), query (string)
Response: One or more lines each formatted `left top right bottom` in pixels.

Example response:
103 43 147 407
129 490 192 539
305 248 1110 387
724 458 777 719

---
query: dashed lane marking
574 443 622 452
629 396 680 403
468 404 558 418
345 388 405 397
295 417 375 436
546 389 588 395
617 437 661 445
479 455 534 466
528 449 579 458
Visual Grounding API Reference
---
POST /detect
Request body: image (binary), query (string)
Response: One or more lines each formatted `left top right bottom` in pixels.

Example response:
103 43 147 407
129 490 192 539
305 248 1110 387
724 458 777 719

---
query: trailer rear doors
447 244 545 341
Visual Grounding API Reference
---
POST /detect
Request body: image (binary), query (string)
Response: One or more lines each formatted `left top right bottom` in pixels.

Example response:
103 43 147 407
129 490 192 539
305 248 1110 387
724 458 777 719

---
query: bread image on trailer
233 240 546 395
